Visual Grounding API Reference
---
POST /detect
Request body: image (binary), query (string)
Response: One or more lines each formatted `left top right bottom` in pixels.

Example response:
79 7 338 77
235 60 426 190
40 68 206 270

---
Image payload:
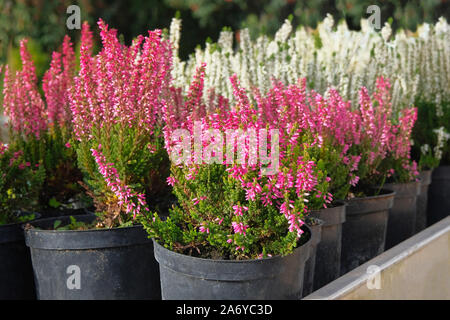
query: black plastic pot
416 170 432 232
153 226 312 300
310 202 346 290
0 213 40 300
341 190 394 275
302 217 323 298
428 166 450 226
384 181 420 250
24 214 160 300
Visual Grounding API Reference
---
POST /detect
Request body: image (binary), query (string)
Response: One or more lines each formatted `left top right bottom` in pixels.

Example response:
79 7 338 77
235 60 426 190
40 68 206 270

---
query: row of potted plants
0 18 447 300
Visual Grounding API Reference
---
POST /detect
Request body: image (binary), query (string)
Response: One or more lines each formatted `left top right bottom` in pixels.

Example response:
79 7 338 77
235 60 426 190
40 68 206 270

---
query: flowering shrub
339 77 419 193
0 143 45 225
1 37 82 211
142 69 332 259
70 20 172 228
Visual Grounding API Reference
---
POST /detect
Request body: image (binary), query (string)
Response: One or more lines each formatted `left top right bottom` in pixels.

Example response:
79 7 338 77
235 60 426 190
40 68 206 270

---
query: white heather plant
169 14 450 166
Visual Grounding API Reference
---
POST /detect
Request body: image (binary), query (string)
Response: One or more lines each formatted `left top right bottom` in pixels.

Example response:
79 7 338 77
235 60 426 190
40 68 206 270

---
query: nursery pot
428 166 450 226
384 181 420 250
416 170 433 232
24 214 161 300
341 189 394 275
310 202 346 290
0 213 40 300
302 217 323 298
153 226 312 300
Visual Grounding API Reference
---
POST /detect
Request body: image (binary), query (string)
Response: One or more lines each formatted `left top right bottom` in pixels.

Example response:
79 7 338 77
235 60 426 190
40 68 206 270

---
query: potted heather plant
24 20 171 300
379 106 421 250
0 142 44 299
340 77 399 275
141 71 333 300
247 78 351 291
2 37 85 218
300 85 355 290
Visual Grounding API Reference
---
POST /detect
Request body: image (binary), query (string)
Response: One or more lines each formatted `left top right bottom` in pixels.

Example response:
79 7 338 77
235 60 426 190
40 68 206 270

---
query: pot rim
0 212 41 229
0 212 41 244
24 214 150 250
347 188 396 202
382 180 421 197
23 213 142 234
153 224 312 265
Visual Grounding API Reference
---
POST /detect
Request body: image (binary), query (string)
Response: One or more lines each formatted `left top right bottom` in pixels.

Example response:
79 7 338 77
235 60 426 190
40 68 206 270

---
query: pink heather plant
70 19 172 228
350 77 419 191
1 37 82 211
143 68 331 260
3 39 47 140
43 35 76 127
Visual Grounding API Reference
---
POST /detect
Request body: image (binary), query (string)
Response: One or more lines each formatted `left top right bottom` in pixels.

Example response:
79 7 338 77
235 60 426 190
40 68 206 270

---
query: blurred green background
0 0 449 78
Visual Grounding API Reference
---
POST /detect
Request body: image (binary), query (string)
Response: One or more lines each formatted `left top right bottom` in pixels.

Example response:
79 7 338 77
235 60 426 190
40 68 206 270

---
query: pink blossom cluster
70 19 172 141
42 35 76 126
253 75 418 183
2 34 79 140
355 78 418 180
91 145 149 218
2 39 47 139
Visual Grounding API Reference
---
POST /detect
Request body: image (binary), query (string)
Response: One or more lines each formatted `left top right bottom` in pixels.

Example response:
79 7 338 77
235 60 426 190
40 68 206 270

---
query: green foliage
0 144 45 225
412 100 450 168
142 163 303 260
8 124 83 210
75 122 170 228
310 138 351 200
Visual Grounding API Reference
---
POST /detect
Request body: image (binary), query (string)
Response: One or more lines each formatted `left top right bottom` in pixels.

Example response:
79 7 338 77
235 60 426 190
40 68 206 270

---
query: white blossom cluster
169 15 449 118
432 127 450 160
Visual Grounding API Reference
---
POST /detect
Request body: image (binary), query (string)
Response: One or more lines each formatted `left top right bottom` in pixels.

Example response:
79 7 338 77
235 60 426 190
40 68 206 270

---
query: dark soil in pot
40 207 91 219
302 217 323 297
0 213 40 300
416 170 432 232
39 196 95 219
428 166 450 226
384 181 420 250
153 225 312 300
310 202 346 290
24 214 160 300
341 189 394 275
